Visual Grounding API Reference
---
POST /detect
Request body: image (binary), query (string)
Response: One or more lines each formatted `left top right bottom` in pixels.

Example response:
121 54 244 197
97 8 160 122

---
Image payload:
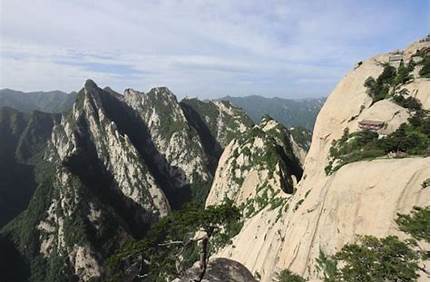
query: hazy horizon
0 86 328 101
1 1 429 99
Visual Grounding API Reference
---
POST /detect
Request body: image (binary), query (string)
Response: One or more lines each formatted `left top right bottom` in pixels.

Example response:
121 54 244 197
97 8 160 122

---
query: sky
0 0 429 99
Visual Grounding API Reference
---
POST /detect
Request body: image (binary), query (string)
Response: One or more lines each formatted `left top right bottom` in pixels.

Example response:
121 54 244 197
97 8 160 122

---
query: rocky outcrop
180 98 254 149
174 258 257 282
206 116 303 220
208 38 430 281
124 88 211 205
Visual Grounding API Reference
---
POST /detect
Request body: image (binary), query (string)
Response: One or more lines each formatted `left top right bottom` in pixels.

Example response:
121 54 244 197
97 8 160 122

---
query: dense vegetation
325 56 430 175
417 47 430 78
276 269 306 282
325 108 429 174
315 206 430 282
107 201 242 281
364 62 409 105
364 47 429 105
317 236 420 282
396 206 430 243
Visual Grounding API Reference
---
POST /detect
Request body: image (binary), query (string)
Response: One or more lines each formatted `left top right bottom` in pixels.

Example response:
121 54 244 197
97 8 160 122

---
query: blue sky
0 0 429 99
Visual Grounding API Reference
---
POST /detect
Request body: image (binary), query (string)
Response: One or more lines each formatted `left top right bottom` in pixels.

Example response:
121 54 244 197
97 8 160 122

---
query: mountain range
0 89 77 113
0 89 323 146
0 37 429 281
220 95 325 131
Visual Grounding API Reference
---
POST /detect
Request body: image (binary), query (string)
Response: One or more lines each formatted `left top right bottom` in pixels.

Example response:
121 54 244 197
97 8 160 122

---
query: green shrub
364 60 419 105
419 54 430 78
395 60 414 85
316 207 429 281
325 110 429 175
392 94 423 111
276 269 306 282
396 206 430 243
317 236 419 282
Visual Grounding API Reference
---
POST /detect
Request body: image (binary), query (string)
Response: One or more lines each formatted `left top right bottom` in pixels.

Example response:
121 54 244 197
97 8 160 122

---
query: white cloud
0 0 428 98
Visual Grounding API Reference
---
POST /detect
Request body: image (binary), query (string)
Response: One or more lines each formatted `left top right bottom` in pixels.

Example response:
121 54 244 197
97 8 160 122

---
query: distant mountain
0 89 77 113
0 107 60 227
220 95 325 131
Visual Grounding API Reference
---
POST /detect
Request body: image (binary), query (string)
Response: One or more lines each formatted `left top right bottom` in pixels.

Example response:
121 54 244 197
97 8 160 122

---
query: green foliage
317 236 419 282
417 48 430 78
392 93 423 111
396 206 430 242
210 216 244 253
394 60 414 85
270 196 286 210
379 111 429 155
316 250 339 282
276 269 306 282
364 60 418 105
364 64 397 104
316 207 429 281
326 110 430 174
107 201 242 281
325 130 383 175
422 178 430 189
419 55 430 78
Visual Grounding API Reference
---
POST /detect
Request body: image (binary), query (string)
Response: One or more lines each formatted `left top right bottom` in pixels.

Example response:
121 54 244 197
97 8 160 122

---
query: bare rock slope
208 38 430 281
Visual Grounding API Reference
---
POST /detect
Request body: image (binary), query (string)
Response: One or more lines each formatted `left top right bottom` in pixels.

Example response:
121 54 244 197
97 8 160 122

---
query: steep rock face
52 80 170 216
209 39 430 281
2 80 170 281
124 88 211 204
180 98 255 181
206 116 303 217
181 98 254 149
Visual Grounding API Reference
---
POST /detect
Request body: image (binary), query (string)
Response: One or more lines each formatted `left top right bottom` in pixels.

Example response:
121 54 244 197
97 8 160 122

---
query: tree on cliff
107 200 241 281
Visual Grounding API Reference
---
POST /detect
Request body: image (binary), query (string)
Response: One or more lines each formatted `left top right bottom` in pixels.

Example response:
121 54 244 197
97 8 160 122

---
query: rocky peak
258 115 307 168
123 86 212 206
84 79 98 91
2 80 174 281
181 98 254 148
147 86 177 98
206 114 303 213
